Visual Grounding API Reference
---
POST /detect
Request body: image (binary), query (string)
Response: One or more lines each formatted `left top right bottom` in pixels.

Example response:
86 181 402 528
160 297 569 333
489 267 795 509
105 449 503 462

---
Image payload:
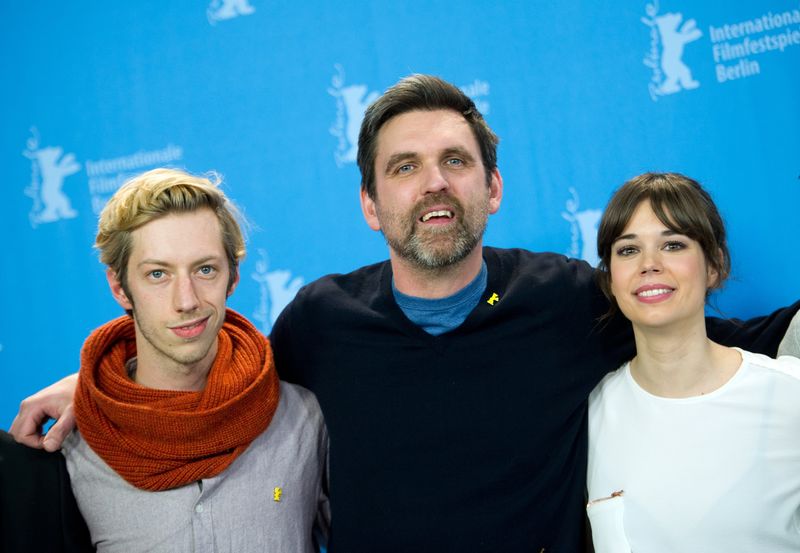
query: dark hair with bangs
596 172 731 314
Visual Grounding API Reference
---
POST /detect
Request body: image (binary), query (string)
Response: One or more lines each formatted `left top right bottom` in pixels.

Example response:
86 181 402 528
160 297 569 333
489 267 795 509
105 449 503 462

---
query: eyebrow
383 151 418 175
441 146 476 163
136 255 222 269
613 229 681 243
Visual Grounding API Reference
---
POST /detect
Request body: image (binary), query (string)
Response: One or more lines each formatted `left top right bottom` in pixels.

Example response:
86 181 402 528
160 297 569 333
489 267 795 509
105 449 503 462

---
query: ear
106 268 134 310
706 263 720 289
227 267 240 297
487 168 503 215
706 248 723 289
360 187 381 231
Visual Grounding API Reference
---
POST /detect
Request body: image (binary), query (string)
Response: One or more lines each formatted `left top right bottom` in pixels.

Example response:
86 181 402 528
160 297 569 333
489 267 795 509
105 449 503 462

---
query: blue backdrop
2 0 799 428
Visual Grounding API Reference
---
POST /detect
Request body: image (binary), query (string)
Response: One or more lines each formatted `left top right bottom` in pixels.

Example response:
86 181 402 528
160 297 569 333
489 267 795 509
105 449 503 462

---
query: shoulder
739 349 800 384
484 247 597 294
274 381 326 435
1 431 81 516
588 365 633 439
248 383 327 455
271 259 388 340
484 247 595 281
0 432 93 552
778 309 800 356
274 260 390 330
279 381 323 419
734 349 800 431
294 260 389 305
61 429 120 485
589 364 629 406
0 429 65 472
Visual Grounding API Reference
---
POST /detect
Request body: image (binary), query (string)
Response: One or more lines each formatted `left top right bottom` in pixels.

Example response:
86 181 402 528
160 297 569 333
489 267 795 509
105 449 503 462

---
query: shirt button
195 504 204 513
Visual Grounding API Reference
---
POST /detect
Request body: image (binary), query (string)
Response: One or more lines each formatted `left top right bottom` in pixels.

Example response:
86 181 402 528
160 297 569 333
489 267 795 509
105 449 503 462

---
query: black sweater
272 247 796 552
0 430 93 553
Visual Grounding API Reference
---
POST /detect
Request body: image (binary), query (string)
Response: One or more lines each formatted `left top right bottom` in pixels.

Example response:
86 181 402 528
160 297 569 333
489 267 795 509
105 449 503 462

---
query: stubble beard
379 192 489 271
133 308 218 371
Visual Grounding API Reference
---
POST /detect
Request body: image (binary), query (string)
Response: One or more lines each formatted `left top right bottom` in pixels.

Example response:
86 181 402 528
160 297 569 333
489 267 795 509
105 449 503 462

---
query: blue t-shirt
392 261 488 336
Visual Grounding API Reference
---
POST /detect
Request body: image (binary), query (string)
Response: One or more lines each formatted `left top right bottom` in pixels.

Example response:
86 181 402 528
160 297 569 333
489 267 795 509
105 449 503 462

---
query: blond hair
96 168 245 292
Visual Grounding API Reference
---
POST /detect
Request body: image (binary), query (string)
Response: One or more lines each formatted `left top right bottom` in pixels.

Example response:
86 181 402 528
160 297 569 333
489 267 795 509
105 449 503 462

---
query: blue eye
445 158 464 167
149 270 164 279
396 164 414 174
199 265 216 276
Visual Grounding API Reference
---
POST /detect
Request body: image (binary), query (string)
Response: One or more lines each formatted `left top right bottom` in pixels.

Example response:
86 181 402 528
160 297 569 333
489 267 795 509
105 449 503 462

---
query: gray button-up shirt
63 381 329 553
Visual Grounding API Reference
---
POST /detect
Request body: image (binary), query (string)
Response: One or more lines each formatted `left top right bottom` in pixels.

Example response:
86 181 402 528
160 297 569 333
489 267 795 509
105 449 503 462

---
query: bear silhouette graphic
31 146 81 223
655 13 702 94
207 0 255 23
338 84 379 163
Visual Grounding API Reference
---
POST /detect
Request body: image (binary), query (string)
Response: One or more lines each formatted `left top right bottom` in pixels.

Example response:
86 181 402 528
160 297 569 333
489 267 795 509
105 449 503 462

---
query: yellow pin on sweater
273 487 282 502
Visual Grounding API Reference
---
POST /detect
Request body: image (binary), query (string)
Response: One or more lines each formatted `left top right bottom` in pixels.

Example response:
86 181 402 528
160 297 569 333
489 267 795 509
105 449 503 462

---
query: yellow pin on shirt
487 292 500 305
273 487 282 502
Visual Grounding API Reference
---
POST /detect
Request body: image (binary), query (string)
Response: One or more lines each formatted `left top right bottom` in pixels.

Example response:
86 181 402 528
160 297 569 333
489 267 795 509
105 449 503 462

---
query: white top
63 381 329 553
587 349 800 553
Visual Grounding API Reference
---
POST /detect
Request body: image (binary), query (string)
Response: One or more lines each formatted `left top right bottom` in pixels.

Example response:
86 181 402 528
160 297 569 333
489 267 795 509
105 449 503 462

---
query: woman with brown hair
586 173 800 552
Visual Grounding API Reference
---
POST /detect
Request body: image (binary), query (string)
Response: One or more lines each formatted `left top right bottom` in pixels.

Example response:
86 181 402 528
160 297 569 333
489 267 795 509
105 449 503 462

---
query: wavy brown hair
596 172 730 314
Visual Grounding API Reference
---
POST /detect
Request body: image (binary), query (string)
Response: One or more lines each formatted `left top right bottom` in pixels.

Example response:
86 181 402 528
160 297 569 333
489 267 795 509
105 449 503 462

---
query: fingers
9 406 48 449
9 372 80 451
43 403 76 452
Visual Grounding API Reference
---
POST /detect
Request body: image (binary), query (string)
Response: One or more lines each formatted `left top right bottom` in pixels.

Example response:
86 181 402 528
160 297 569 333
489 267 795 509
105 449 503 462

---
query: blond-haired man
61 168 327 552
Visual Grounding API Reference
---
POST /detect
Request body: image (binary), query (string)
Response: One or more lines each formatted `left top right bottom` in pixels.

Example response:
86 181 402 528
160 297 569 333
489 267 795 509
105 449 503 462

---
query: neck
629 317 740 398
133 342 217 392
390 243 484 298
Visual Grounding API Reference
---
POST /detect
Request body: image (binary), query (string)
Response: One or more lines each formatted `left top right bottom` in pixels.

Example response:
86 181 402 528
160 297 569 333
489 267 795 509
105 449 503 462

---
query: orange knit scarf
74 309 279 491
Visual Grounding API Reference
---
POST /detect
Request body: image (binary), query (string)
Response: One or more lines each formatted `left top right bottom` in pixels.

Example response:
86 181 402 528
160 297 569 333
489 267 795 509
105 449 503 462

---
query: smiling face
609 200 717 332
360 109 502 270
107 208 237 382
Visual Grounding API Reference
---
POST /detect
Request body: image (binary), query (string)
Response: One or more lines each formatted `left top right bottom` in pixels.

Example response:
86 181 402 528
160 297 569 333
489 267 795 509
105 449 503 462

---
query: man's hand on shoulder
10 373 79 452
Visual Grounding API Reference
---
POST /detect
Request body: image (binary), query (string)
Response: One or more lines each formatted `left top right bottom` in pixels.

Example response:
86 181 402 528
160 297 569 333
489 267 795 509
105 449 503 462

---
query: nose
173 275 200 312
421 164 449 195
639 249 662 275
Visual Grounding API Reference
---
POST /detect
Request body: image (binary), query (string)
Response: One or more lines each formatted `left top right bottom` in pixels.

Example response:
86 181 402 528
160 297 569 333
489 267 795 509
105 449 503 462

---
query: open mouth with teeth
420 210 454 222
636 288 674 298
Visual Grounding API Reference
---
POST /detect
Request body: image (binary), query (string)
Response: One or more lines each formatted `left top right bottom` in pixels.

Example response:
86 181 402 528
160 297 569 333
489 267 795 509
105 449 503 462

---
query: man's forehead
128 208 226 262
375 109 476 158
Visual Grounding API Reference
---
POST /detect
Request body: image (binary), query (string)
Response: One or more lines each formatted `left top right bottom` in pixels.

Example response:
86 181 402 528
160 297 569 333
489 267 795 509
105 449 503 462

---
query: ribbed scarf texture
74 309 279 491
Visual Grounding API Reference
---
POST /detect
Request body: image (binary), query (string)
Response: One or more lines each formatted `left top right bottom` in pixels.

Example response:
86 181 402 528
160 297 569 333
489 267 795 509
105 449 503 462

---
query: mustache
413 193 464 221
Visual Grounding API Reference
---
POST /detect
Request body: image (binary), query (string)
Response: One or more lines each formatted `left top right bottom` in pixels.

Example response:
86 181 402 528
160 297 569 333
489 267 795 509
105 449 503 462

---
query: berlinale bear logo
329 64 379 166
562 187 601 267
207 0 255 24
643 2 703 100
251 249 305 333
24 128 81 227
